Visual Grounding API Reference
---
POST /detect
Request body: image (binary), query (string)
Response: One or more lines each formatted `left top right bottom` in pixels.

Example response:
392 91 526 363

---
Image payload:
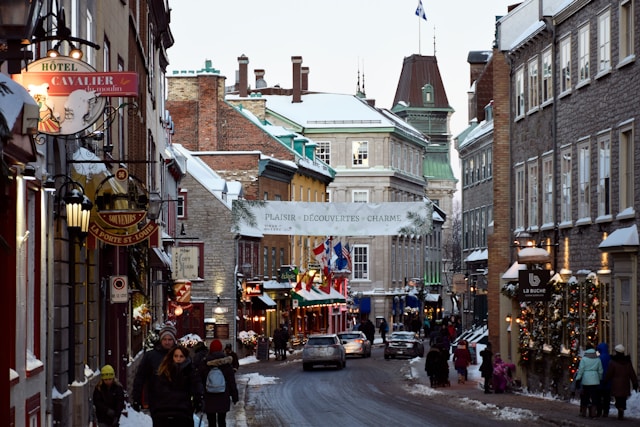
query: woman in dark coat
153 345 204 427
603 344 638 420
203 339 239 427
479 343 494 393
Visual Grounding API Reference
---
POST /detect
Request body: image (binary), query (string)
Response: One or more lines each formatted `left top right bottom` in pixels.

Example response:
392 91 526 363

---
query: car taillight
355 339 363 344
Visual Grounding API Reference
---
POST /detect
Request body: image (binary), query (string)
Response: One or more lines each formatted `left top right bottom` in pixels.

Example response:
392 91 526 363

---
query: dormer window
422 84 434 106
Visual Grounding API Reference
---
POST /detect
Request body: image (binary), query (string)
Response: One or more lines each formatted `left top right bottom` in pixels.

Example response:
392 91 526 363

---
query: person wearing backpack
202 339 239 426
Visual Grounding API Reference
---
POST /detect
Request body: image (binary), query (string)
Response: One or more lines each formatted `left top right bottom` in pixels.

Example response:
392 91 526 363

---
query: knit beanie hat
210 339 223 352
100 364 115 380
615 344 625 353
159 323 177 343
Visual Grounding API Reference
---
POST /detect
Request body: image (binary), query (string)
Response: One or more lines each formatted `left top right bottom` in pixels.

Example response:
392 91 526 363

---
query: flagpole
418 16 421 55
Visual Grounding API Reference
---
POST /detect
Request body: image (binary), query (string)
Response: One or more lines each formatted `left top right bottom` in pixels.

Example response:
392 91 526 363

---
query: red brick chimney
238 55 249 97
301 66 309 92
292 56 303 103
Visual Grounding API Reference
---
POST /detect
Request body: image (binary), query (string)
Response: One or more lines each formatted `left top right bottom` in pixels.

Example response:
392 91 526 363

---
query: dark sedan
383 331 424 359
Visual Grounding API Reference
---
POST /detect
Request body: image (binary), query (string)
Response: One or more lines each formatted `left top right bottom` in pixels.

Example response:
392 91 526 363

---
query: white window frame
560 148 572 223
560 36 572 94
515 67 524 118
352 245 369 280
619 0 635 63
515 165 525 230
577 23 590 84
352 140 369 167
542 156 554 225
352 189 369 203
527 57 539 112
315 141 331 164
597 9 611 75
527 161 538 229
577 140 591 221
619 124 634 214
597 131 611 218
542 47 553 103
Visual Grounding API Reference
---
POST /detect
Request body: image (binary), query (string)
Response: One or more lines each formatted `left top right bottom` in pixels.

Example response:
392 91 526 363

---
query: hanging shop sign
14 57 138 135
173 280 192 303
518 269 551 302
172 246 199 280
89 220 160 247
110 276 128 303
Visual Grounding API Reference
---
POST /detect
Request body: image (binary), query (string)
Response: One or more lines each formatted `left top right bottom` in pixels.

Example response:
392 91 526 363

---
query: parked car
302 334 347 370
337 331 372 358
384 331 424 359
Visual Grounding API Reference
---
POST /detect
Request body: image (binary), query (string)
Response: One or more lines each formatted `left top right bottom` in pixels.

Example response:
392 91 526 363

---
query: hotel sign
14 57 138 135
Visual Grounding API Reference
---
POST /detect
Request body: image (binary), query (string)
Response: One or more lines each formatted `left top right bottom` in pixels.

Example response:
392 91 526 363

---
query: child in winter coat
575 343 603 418
453 340 472 383
492 353 516 393
93 365 126 427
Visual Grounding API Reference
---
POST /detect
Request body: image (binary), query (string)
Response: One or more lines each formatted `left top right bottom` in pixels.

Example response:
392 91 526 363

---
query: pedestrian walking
224 343 240 372
131 323 178 415
425 340 448 387
574 342 603 418
359 318 375 344
453 340 472 384
423 317 431 339
93 365 126 427
479 343 494 393
603 344 638 420
202 339 239 427
379 318 389 344
596 342 611 417
152 344 204 427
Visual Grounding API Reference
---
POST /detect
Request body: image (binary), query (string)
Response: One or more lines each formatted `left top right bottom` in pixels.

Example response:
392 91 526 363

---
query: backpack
205 367 226 393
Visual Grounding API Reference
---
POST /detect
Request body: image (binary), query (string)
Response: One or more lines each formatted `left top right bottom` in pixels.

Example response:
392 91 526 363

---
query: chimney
238 55 249 97
255 69 266 89
301 66 309 92
292 56 303 103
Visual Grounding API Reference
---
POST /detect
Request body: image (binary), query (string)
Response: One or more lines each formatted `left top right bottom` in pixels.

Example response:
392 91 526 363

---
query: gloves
131 401 140 412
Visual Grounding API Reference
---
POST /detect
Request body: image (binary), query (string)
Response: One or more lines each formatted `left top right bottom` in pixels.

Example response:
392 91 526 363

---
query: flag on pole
344 243 352 271
312 241 327 267
304 271 316 292
415 0 427 21
333 242 348 270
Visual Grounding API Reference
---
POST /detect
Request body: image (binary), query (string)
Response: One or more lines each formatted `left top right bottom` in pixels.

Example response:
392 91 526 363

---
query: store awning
517 247 551 264
406 294 420 308
252 294 277 310
292 286 345 307
150 247 172 269
425 293 441 303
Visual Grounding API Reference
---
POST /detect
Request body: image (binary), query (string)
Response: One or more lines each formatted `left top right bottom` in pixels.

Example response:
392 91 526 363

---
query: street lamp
0 0 43 74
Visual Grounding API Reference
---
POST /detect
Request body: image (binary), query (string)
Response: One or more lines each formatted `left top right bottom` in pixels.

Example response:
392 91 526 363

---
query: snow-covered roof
262 93 425 144
458 117 493 150
172 144 231 209
502 261 526 281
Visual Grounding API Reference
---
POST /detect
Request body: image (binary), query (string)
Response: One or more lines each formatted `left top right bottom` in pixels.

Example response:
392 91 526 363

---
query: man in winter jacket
202 339 239 426
131 323 178 414
575 343 603 418
596 342 611 417
603 344 638 420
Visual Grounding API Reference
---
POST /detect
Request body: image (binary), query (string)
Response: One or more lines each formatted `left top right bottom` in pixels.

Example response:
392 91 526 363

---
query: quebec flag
415 0 427 21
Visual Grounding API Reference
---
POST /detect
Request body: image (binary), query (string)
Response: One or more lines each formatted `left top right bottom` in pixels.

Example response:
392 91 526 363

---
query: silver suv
302 334 346 371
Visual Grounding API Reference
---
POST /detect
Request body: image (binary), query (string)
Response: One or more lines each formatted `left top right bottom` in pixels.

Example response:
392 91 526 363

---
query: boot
579 407 586 417
589 405 598 418
618 409 624 420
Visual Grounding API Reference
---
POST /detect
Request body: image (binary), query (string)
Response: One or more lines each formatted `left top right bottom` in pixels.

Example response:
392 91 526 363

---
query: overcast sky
167 0 517 184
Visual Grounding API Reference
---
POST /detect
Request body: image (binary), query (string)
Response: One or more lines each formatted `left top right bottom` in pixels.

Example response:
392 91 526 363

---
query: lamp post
505 314 512 361
48 175 93 380
0 0 43 74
